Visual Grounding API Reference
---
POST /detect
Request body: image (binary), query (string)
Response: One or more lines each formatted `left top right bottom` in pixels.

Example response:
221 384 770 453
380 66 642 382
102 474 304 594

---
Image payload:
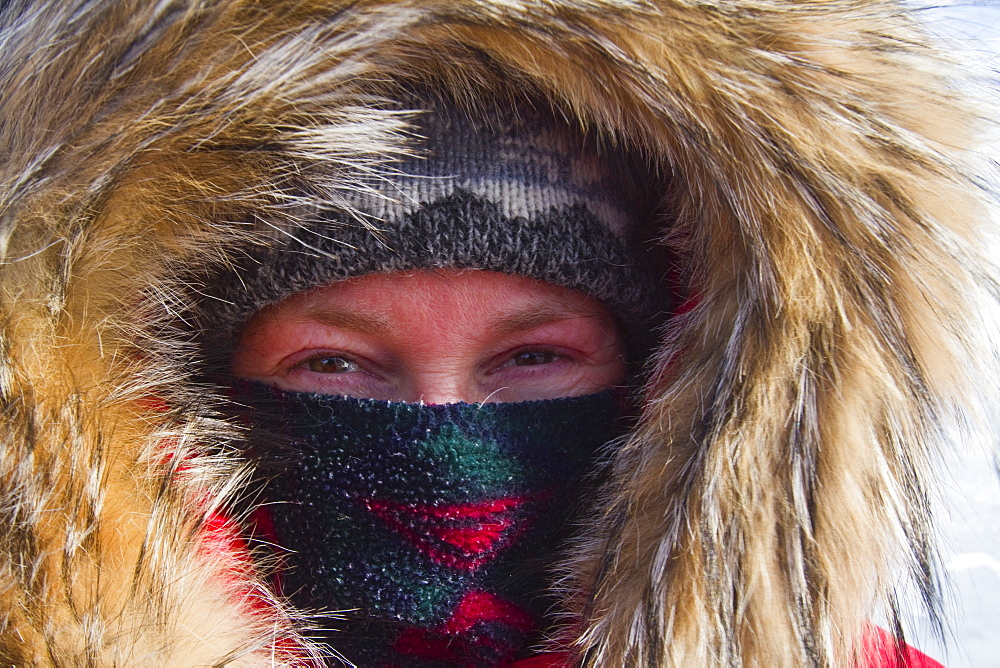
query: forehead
254 269 617 333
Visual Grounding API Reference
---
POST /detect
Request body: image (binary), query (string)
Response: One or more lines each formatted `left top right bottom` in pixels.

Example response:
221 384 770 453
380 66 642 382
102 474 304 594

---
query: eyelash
292 345 575 382
305 355 358 373
488 347 573 376
503 350 558 367
296 352 367 376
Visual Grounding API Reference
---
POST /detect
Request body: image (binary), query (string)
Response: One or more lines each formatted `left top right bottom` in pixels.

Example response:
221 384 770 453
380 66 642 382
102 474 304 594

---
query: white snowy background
906 3 1000 665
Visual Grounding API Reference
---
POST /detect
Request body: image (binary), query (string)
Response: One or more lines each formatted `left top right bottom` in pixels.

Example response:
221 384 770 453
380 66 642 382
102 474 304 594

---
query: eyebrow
487 302 606 338
301 294 608 337
306 307 394 335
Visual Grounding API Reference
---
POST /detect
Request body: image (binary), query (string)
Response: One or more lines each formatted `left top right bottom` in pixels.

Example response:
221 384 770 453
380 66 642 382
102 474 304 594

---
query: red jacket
511 630 944 668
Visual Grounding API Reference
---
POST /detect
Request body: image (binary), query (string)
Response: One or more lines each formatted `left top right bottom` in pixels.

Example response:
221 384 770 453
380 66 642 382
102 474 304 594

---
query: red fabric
440 591 534 636
864 626 944 668
508 653 571 667
505 627 945 668
364 496 530 569
392 590 535 661
392 629 463 663
134 395 173 414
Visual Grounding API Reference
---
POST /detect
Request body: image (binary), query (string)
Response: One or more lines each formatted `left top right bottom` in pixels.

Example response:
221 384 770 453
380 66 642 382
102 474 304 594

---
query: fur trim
0 0 995 664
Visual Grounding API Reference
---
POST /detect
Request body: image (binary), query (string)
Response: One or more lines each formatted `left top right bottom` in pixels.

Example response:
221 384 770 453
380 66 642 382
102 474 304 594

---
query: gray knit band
209 99 663 349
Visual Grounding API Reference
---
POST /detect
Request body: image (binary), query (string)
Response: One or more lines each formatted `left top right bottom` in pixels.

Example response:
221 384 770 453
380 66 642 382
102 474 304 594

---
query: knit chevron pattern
213 189 660 342
207 99 664 355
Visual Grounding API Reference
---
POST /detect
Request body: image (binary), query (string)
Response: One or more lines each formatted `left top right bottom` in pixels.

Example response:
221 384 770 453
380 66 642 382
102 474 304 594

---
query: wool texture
210 189 659 354
235 383 623 666
0 1 996 666
208 100 661 350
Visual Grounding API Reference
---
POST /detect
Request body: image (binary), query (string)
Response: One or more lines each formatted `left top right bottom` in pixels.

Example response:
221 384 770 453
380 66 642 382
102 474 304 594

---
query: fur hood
0 0 996 665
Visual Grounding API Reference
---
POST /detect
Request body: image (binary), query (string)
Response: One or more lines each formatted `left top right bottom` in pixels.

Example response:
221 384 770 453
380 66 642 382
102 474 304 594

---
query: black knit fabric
234 382 624 667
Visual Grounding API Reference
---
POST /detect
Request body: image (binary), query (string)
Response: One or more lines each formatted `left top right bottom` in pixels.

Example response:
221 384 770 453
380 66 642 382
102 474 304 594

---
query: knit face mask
236 383 623 667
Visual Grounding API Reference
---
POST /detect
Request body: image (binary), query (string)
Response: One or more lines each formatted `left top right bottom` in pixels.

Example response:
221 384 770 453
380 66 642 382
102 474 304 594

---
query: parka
0 0 996 665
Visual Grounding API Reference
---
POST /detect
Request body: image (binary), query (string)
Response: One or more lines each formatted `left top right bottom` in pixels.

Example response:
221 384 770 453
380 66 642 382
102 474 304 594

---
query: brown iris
308 356 358 373
511 351 556 366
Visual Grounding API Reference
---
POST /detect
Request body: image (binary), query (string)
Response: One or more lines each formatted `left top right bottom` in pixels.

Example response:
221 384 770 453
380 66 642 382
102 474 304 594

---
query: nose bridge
404 358 481 404
393 313 487 403
410 373 480 405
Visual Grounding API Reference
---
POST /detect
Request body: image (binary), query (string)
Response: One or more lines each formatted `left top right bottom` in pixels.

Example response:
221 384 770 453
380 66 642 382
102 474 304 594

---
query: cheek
595 354 628 387
570 355 628 396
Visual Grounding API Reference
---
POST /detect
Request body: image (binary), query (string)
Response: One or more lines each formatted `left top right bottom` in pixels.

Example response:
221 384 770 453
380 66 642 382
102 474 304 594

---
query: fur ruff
0 0 996 665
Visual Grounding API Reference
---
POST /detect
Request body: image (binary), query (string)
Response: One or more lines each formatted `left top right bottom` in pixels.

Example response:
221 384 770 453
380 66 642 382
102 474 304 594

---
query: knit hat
211 97 662 348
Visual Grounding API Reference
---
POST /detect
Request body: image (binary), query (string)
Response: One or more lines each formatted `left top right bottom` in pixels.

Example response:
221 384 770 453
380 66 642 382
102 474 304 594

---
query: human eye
281 350 390 396
303 355 360 374
493 348 568 374
507 350 559 367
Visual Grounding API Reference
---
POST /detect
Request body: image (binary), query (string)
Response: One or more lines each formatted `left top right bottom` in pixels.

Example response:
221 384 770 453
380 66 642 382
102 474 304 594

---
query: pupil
309 357 352 373
514 351 554 366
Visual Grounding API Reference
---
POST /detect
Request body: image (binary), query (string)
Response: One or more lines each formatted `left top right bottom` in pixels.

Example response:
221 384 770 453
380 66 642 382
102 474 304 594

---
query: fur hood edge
0 1 996 665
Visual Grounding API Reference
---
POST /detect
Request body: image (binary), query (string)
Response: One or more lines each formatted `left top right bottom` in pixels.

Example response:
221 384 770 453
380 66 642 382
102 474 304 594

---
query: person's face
231 269 627 403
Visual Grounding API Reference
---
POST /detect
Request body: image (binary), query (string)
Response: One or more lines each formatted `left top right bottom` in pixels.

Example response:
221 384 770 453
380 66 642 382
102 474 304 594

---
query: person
0 1 994 666
215 101 659 665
